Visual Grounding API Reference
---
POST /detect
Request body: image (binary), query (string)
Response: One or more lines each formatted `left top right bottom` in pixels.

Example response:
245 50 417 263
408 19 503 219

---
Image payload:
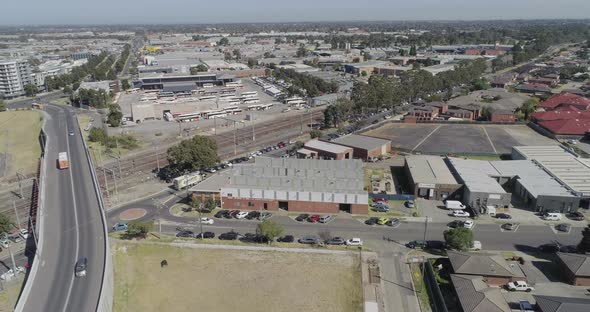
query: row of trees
167 135 220 173
113 44 131 74
44 52 110 92
272 68 338 97
70 88 111 109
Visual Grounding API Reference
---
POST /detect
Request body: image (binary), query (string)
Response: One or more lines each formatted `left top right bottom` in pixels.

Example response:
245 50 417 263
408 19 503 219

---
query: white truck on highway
173 172 202 190
58 152 69 170
445 200 466 210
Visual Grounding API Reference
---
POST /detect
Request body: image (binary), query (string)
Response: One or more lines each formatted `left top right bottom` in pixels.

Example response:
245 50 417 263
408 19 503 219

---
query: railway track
95 112 321 199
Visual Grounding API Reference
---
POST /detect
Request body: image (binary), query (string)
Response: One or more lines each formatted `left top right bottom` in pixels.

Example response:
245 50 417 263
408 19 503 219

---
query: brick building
203 157 369 214
556 252 590 286
331 134 391 160
301 139 353 160
490 110 516 122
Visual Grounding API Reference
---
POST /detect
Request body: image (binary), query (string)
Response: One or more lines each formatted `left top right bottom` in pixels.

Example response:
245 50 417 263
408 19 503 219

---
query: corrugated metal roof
332 134 390 152
406 155 458 185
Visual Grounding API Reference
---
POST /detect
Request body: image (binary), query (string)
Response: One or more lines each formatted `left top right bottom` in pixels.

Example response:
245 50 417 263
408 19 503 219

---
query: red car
374 197 385 202
307 215 321 223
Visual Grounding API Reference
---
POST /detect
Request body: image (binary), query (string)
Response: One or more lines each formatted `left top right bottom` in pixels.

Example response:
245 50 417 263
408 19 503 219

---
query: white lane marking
62 111 81 312
481 126 497 154
411 125 442 152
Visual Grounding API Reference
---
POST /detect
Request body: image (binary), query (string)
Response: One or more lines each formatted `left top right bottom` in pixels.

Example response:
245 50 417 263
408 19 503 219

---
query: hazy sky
3 0 590 25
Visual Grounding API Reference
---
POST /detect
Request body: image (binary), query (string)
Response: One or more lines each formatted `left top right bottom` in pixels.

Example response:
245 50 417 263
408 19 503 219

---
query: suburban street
19 104 106 312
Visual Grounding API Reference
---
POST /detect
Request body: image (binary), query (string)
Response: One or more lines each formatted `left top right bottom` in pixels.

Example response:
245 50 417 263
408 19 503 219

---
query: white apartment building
0 59 33 98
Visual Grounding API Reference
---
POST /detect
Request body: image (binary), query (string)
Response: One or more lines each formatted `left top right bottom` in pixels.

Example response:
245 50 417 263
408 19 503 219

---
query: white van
469 241 482 251
543 212 562 221
445 200 466 210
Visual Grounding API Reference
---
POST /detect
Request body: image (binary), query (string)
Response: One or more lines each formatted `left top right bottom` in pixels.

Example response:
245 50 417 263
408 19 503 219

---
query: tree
0 99 6 112
409 45 417 56
247 58 258 68
63 85 73 95
232 49 241 60
121 79 131 91
167 135 220 172
480 106 493 121
444 228 474 251
190 65 208 75
0 213 12 234
518 98 539 120
126 220 154 239
296 44 308 57
24 83 38 97
204 198 216 212
218 37 229 46
361 71 368 77
256 220 283 243
472 78 490 91
310 129 322 139
577 224 590 254
88 127 108 145
107 106 123 127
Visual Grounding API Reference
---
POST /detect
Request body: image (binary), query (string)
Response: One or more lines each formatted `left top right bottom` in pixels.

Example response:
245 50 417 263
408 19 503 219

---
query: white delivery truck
445 200 466 210
173 172 202 190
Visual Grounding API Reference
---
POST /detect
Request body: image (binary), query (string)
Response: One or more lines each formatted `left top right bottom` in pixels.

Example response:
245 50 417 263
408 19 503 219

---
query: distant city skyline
2 0 590 26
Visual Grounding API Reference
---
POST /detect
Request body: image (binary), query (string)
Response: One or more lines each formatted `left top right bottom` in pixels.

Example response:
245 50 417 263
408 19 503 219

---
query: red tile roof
538 93 590 110
538 118 590 135
531 110 590 122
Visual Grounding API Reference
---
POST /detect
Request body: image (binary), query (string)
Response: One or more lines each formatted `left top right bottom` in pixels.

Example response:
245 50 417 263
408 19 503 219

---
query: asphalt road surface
108 190 584 253
20 105 105 312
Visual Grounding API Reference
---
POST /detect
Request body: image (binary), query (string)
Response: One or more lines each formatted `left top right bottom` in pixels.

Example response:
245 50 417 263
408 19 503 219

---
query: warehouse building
404 155 462 200
133 72 235 91
448 157 581 213
299 139 353 160
331 135 392 160
214 157 368 214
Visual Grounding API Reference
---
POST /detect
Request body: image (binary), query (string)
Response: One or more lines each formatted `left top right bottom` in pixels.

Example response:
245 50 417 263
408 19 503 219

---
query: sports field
0 110 43 177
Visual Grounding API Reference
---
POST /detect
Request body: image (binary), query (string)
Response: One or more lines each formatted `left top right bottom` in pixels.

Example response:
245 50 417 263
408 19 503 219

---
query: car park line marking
481 126 497 154
411 125 441 152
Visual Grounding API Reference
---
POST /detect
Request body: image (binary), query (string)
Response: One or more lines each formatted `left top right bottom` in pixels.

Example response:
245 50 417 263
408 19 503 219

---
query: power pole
155 148 161 172
97 146 110 198
2 233 18 275
13 201 21 229
252 119 256 141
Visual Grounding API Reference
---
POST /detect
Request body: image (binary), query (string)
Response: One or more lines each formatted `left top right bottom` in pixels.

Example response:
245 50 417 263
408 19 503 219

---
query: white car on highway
199 217 214 225
236 211 249 219
452 210 470 218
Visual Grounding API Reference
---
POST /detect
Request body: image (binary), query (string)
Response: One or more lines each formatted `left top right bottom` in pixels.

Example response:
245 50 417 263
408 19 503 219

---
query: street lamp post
2 233 19 276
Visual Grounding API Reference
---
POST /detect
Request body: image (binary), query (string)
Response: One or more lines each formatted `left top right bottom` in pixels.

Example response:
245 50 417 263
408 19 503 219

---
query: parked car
246 211 261 220
452 210 470 218
507 281 534 292
195 231 215 239
469 241 483 251
346 238 363 246
0 238 11 248
375 217 388 225
176 230 194 238
235 211 249 219
495 213 512 219
295 214 310 222
463 220 474 229
448 220 464 228
0 266 25 280
519 300 535 312
19 229 29 239
219 231 241 240
112 222 128 232
501 223 517 231
365 217 379 225
229 210 240 218
543 212 562 221
199 217 214 225
559 245 578 253
298 236 321 244
326 237 346 245
386 218 400 227
406 240 427 249
427 240 446 250
214 210 227 218
277 235 294 243
405 200 415 208
258 212 272 221
242 233 269 244
567 211 585 221
319 215 333 223
307 215 321 223
555 223 571 232
372 206 390 212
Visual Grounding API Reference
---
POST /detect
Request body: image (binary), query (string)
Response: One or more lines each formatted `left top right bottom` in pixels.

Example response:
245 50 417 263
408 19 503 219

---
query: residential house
450 274 511 312
534 295 590 312
447 251 526 285
556 252 590 286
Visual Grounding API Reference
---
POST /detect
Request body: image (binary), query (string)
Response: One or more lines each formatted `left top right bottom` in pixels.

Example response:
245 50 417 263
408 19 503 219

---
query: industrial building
191 157 369 214
331 135 391 160
404 155 462 200
448 157 581 213
298 139 353 160
133 72 235 91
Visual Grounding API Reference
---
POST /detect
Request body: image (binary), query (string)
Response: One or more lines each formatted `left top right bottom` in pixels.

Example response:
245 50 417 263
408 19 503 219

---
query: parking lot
363 123 557 155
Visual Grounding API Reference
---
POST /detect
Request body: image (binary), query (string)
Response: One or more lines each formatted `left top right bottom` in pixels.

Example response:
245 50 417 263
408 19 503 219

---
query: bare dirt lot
363 123 557 155
113 242 362 312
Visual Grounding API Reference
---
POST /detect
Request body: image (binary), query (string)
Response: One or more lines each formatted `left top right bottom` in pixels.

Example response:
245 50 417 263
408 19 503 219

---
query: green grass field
0 110 43 176
113 241 362 312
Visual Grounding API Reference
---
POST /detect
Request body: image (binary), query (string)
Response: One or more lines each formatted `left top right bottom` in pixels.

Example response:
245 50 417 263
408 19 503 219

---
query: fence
423 261 449 312
368 193 415 201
